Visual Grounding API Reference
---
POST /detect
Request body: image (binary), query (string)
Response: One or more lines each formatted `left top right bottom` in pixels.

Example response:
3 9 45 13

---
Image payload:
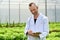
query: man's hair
29 2 36 7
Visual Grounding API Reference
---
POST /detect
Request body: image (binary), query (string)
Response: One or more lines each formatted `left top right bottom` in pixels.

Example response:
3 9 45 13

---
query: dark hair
29 2 36 7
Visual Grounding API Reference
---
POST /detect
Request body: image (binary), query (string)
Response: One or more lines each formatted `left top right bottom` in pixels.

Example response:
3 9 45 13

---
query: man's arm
24 18 30 35
39 17 49 38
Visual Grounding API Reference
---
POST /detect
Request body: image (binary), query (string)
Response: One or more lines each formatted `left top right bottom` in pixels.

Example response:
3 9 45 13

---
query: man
24 2 49 40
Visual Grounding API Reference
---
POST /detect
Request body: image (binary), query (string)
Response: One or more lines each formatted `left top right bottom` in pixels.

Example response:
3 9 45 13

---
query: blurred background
0 0 60 23
0 0 60 40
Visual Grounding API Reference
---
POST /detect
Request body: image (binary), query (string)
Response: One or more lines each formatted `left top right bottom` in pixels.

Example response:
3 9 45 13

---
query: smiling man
24 2 49 40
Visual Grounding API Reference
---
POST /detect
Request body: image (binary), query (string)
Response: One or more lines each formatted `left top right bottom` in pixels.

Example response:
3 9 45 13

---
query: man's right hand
27 30 32 35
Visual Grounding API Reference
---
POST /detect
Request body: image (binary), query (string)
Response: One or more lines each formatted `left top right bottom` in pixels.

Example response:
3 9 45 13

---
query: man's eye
33 9 35 10
30 10 32 12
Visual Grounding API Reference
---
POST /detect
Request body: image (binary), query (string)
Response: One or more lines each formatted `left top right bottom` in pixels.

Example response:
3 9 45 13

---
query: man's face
29 4 38 15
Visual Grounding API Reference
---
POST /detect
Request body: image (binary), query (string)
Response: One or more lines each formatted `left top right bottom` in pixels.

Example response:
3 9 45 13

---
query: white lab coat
24 13 49 40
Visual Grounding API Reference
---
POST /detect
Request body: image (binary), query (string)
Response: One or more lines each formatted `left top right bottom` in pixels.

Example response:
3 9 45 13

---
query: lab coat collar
32 13 43 20
31 13 43 24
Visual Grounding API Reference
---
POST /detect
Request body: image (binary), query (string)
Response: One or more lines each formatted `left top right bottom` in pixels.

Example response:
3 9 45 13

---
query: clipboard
33 32 41 34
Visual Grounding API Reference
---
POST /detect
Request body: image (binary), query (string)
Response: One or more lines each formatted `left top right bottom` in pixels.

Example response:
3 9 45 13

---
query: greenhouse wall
0 0 60 23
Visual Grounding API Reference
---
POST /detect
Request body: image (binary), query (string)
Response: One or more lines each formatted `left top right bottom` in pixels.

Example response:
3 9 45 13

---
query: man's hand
27 30 41 37
27 30 32 35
